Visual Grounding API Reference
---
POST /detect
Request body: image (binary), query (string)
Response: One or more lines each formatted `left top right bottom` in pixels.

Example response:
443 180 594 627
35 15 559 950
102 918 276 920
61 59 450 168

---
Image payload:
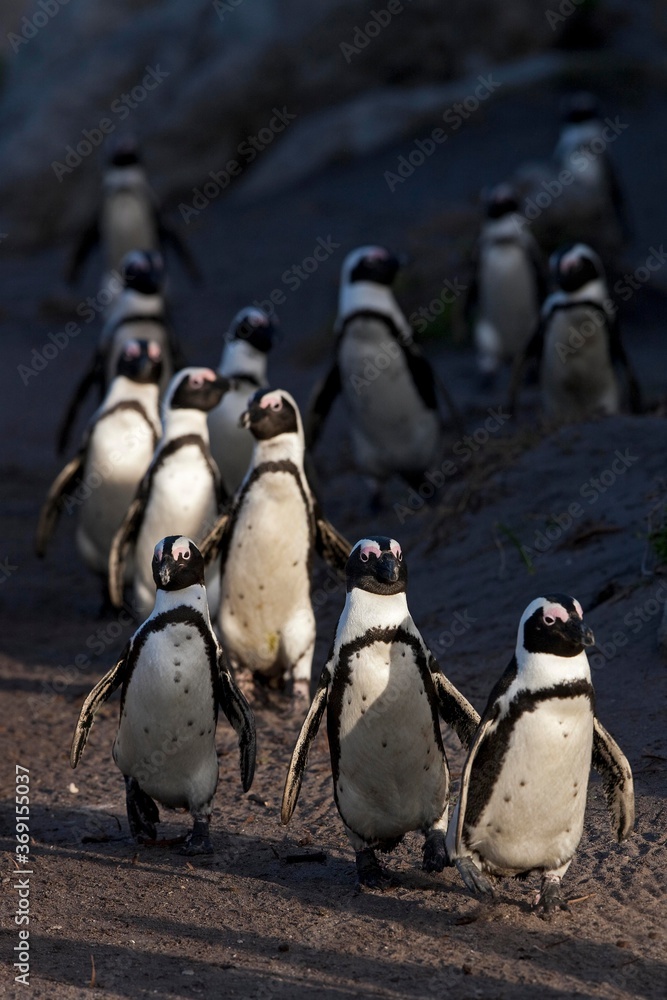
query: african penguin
208 307 278 495
467 184 545 384
306 246 460 508
509 243 641 421
200 388 350 707
36 339 163 608
71 535 256 854
281 536 480 886
446 594 634 912
108 367 232 620
57 249 187 454
66 135 201 298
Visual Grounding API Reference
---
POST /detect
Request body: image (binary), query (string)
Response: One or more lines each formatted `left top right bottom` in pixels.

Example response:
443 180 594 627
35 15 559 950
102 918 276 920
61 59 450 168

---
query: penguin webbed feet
534 874 569 915
180 817 214 856
455 856 494 898
422 829 448 873
124 776 159 842
355 847 396 890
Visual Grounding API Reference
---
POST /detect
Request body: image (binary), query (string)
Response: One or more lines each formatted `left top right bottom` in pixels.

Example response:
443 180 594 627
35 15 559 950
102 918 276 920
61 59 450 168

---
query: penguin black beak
239 408 251 429
376 552 400 584
581 624 595 648
565 618 595 648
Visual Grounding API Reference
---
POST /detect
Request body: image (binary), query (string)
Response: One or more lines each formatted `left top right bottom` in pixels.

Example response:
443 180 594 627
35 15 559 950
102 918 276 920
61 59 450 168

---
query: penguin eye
360 552 369 562
190 374 205 389
270 398 282 412
544 615 555 626
181 550 190 561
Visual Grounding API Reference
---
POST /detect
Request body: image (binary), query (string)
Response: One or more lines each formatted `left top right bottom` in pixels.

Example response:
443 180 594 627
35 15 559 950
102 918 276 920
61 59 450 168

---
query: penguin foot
180 818 213 856
534 875 569 914
124 776 159 841
422 830 448 873
355 848 395 889
455 857 494 898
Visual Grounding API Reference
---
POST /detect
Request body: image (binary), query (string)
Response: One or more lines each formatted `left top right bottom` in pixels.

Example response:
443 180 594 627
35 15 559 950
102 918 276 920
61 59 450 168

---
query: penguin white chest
478 245 537 354
542 310 618 418
467 695 594 873
208 387 256 494
113 621 218 811
333 641 448 842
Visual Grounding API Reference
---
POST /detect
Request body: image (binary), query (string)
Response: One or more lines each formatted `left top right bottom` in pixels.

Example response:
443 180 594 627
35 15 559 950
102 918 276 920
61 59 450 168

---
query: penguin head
346 536 408 596
560 91 601 125
342 246 403 288
115 339 163 384
165 368 233 413
551 243 604 293
152 536 205 591
121 249 164 295
226 307 278 355
484 183 519 219
108 134 141 168
518 595 594 658
239 388 300 441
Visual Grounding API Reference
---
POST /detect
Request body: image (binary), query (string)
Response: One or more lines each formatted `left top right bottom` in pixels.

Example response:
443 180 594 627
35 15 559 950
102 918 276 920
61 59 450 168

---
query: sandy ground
2 83 667 998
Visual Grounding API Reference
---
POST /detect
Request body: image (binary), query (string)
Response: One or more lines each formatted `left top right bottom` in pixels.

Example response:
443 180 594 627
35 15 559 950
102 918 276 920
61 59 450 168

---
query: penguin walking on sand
200 388 351 707
36 339 163 608
306 246 461 509
57 249 187 454
281 536 480 886
109 367 233 620
66 135 201 299
509 243 641 421
446 594 634 912
466 184 546 385
71 535 256 854
208 307 278 495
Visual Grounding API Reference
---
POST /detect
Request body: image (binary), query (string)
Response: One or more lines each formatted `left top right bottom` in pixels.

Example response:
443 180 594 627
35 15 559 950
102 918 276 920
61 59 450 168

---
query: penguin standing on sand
281 536 480 886
200 388 351 706
446 594 634 912
467 184 545 384
109 367 233 619
208 307 278 495
509 243 641 421
36 339 163 607
66 136 201 298
71 535 256 854
306 246 460 508
57 249 187 453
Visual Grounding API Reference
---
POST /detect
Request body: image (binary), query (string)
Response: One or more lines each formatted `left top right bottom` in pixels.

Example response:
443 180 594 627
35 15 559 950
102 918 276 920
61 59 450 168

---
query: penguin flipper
108 493 146 607
314 509 351 575
507 321 544 416
281 667 330 825
608 313 643 413
402 341 465 436
428 657 480 749
199 513 231 566
305 364 341 449
35 453 84 557
216 651 257 792
70 650 129 767
452 714 496 857
56 353 105 454
592 716 635 842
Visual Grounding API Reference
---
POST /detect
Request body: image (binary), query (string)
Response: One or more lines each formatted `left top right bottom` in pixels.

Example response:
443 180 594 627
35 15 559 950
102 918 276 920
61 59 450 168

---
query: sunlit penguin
36 339 163 609
109 368 233 619
201 388 350 707
282 536 480 886
446 595 634 912
208 307 278 495
306 246 460 508
509 243 641 421
467 184 545 385
71 535 256 854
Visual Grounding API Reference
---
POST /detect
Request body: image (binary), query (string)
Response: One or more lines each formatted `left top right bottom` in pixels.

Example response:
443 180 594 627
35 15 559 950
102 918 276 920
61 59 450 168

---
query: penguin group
33 97 644 912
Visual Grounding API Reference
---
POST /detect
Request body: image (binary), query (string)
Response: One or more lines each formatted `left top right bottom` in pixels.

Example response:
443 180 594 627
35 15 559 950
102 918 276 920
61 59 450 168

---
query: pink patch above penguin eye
147 342 162 361
172 540 191 562
259 393 282 412
124 341 140 358
153 539 165 562
389 540 402 560
543 602 569 625
573 598 583 619
359 540 382 563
